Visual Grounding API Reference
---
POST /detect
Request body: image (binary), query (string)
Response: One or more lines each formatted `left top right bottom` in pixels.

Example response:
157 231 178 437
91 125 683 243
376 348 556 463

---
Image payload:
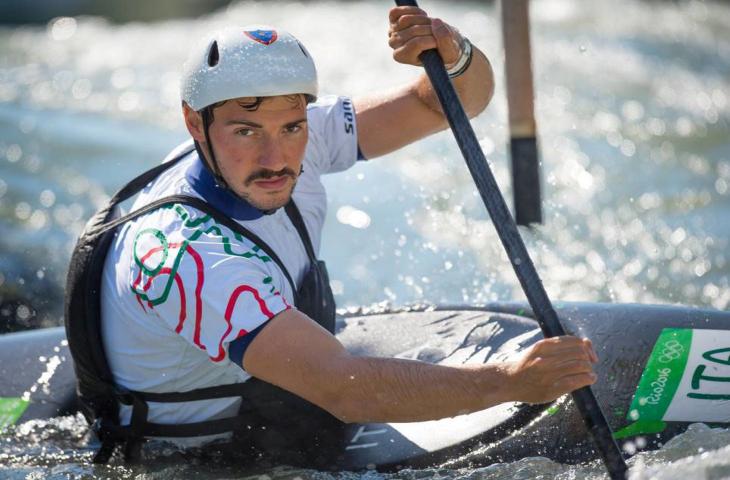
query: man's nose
257 136 287 170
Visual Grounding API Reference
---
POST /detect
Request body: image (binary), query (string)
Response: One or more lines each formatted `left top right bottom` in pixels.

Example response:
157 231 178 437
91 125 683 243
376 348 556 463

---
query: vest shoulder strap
98 194 298 302
284 200 317 262
112 145 197 206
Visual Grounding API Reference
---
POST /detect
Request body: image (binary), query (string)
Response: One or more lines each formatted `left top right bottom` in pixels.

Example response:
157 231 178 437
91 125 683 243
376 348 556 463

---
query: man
81 5 597 463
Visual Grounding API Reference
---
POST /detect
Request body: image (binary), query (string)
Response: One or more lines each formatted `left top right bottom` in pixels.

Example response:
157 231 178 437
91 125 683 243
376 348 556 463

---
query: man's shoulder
131 201 271 263
306 94 354 132
304 95 358 175
125 202 287 311
162 138 196 163
129 141 198 210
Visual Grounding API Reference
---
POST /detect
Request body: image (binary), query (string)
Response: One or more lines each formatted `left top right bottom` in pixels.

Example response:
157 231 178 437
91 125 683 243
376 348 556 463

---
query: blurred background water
0 0 729 478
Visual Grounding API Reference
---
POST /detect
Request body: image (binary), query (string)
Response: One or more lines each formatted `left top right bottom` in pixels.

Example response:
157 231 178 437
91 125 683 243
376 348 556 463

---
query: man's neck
186 145 268 221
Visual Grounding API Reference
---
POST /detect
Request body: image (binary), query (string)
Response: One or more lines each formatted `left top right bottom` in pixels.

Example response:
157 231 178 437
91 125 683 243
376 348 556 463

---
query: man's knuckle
396 16 412 29
401 13 430 29
389 6 405 22
532 356 548 369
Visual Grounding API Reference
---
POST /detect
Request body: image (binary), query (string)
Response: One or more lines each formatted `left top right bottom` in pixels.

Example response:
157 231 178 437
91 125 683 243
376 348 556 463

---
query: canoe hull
1 302 728 469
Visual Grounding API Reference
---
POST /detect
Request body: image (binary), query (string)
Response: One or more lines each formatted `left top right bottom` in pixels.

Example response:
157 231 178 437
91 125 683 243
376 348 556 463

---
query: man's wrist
471 362 517 408
493 361 519 404
446 37 473 79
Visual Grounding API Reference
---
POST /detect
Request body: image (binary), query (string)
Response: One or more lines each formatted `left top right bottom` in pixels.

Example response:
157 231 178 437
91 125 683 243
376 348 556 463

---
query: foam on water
0 0 729 478
1 415 729 479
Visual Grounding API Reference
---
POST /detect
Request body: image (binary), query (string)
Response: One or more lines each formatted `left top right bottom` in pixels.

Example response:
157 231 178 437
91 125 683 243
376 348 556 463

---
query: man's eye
236 128 255 137
285 124 302 134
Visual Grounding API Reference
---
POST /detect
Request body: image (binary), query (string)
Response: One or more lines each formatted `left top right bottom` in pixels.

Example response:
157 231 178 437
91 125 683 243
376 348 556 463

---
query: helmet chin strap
200 106 230 191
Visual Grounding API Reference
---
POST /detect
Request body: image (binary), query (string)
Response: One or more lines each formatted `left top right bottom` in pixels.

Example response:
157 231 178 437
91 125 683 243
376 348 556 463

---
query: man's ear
182 103 206 142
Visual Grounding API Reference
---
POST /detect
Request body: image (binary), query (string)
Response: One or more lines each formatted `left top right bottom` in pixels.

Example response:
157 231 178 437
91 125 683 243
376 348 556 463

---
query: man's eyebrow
224 118 308 128
225 120 263 128
284 118 308 127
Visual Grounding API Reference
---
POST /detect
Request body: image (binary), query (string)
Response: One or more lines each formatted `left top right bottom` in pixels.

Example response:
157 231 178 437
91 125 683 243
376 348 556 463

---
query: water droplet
17 305 31 321
15 202 32 220
6 144 22 163
48 17 77 41
623 440 637 455
39 190 56 208
336 205 371 229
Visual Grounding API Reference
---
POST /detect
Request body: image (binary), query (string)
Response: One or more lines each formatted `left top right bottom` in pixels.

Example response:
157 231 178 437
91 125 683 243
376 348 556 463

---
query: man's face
187 95 308 211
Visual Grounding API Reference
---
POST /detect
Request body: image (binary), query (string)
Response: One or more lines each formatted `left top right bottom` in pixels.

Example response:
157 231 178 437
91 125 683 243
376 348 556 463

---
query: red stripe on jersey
184 245 205 350
211 285 276 362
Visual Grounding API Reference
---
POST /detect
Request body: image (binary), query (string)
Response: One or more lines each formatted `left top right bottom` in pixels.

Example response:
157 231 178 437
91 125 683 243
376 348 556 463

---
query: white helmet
181 25 318 111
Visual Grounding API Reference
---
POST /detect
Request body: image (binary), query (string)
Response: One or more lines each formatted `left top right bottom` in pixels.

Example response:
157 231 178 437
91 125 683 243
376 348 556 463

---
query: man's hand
388 6 463 68
505 336 599 404
354 6 493 160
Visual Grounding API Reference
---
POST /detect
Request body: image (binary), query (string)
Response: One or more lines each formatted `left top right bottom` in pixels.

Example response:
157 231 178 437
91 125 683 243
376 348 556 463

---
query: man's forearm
244 310 597 426
324 354 511 423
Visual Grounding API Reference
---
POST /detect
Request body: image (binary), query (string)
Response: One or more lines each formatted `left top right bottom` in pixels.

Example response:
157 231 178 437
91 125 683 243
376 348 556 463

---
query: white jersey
100 95 359 434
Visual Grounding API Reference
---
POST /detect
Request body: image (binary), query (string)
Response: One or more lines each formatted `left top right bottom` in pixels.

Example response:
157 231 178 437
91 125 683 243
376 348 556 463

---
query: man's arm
355 6 495 160
243 309 597 424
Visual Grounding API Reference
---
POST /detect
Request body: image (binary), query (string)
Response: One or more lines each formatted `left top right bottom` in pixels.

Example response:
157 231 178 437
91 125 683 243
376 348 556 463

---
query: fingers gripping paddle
392 1 628 478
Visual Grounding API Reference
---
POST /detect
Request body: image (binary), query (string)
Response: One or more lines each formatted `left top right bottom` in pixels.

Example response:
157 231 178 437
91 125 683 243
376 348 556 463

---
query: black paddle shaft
392 1 628 478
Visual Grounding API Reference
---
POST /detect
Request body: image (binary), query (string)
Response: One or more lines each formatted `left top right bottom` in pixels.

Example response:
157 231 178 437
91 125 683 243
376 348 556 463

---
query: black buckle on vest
106 386 148 462
125 390 148 462
89 404 147 463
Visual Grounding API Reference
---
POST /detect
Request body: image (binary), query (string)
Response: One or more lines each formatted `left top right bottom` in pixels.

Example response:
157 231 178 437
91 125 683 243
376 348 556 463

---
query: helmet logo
244 30 278 45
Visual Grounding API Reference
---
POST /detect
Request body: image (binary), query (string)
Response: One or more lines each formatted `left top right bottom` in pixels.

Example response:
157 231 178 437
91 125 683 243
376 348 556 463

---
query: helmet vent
297 41 309 58
207 41 220 67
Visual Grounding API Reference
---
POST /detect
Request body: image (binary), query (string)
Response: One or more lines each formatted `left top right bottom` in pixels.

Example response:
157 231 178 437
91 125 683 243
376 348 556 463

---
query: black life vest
64 145 341 464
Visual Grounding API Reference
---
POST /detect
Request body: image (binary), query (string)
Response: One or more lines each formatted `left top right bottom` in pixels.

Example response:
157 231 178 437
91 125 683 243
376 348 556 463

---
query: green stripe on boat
0 397 30 431
628 328 693 423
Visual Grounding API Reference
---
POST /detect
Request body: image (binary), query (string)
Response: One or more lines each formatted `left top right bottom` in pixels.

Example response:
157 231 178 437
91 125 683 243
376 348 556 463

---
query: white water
1 0 729 478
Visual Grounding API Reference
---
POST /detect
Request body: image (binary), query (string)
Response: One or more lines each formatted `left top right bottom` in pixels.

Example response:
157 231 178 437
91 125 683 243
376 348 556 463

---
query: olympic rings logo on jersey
657 339 685 363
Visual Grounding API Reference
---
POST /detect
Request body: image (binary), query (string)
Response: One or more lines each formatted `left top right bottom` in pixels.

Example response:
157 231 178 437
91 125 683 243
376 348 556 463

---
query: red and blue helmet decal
244 30 278 45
